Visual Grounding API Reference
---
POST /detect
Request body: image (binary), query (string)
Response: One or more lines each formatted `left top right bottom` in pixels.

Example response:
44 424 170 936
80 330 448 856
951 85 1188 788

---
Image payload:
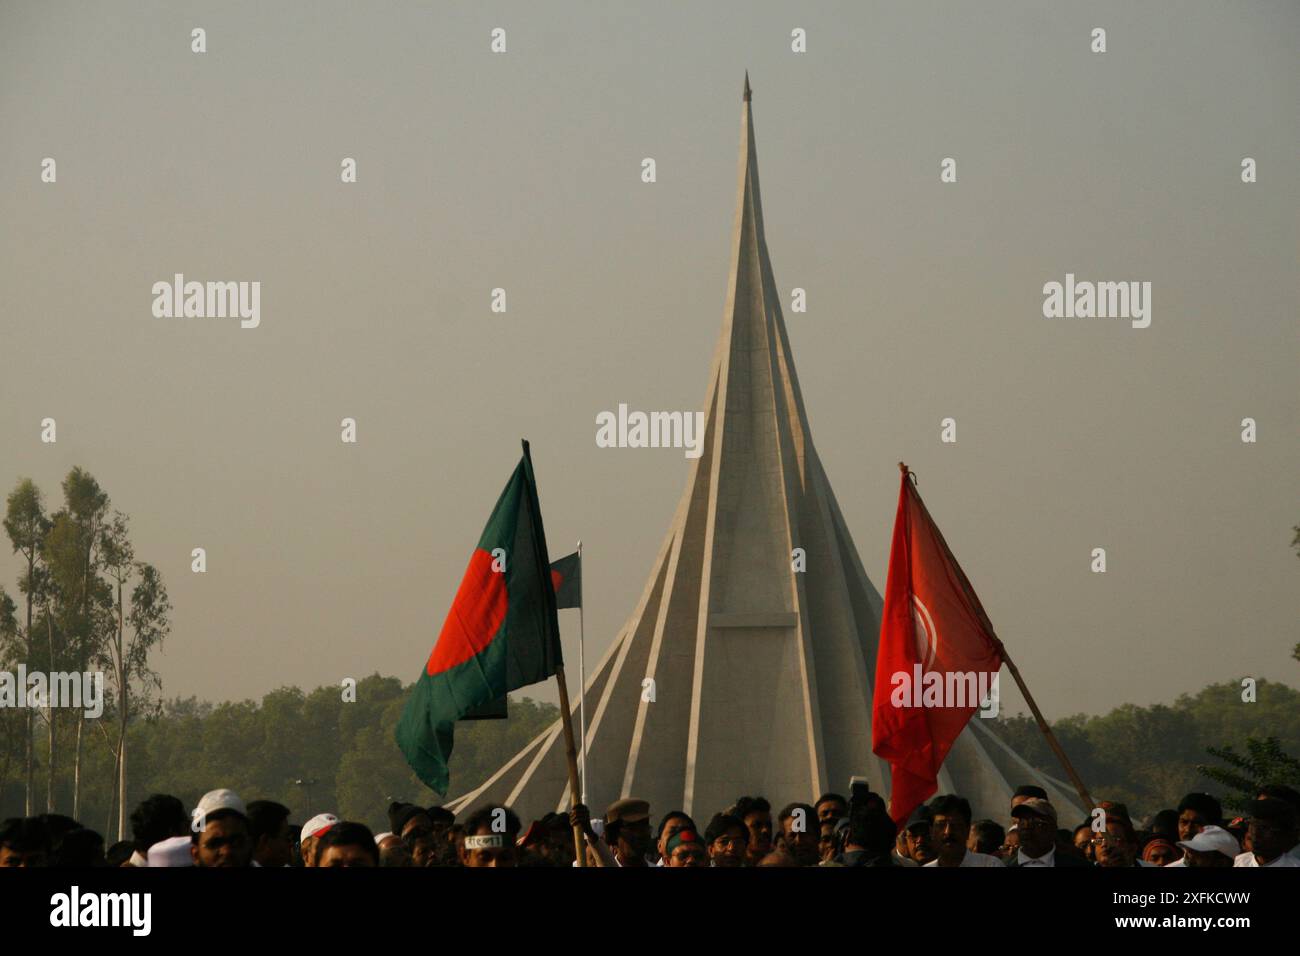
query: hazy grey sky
2 1 1296 720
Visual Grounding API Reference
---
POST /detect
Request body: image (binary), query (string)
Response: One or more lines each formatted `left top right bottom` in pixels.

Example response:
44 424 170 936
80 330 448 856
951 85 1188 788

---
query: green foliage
0 675 559 834
984 679 1300 822
1199 737 1300 813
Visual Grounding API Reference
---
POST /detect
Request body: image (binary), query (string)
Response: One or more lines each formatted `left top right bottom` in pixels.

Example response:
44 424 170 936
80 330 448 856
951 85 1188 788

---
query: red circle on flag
426 548 509 676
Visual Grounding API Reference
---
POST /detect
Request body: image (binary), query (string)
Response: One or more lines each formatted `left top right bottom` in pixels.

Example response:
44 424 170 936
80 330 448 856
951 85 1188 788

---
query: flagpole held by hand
553 664 588 866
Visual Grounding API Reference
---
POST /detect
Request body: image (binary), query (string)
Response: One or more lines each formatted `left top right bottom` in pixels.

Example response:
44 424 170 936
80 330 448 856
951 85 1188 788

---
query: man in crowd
247 799 293 868
1176 792 1222 844
1233 799 1300 867
315 822 379 867
898 805 936 865
1005 798 1089 866
1091 802 1144 867
818 820 839 864
924 795 1002 867
0 817 48 867
814 793 848 825
968 819 1004 857
602 798 654 867
663 828 707 867
1256 784 1300 861
190 788 254 868
731 796 773 866
838 808 899 867
704 813 748 867
129 793 190 867
654 810 696 866
1010 784 1048 824
299 812 339 868
1172 824 1238 868
458 804 521 867
776 802 819 866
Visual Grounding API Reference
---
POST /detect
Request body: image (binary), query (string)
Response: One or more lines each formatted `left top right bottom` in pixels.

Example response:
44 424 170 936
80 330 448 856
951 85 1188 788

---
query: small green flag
550 550 582 609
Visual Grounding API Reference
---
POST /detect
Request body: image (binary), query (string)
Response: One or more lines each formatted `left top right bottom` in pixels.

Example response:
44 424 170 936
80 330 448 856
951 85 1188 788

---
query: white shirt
1015 846 1056 867
1163 857 1186 867
1234 850 1300 867
924 850 1003 868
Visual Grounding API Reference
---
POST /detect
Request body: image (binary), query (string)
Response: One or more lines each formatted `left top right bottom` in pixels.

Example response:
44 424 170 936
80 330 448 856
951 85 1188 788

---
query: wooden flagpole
554 665 588 865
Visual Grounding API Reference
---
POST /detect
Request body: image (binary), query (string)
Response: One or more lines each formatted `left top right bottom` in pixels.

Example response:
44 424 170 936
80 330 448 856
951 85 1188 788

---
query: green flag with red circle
396 442 563 795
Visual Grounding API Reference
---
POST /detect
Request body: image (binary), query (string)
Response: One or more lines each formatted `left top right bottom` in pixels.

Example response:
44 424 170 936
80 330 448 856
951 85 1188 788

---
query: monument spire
446 82 1085 825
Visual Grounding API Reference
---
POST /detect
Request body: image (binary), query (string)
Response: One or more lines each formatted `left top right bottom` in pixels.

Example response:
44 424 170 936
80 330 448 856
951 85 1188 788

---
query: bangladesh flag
396 442 563 794
550 550 581 609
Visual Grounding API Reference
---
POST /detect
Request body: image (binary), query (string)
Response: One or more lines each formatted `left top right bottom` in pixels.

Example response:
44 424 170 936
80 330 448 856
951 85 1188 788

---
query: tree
1199 737 1300 813
97 510 170 840
4 478 50 815
41 468 112 818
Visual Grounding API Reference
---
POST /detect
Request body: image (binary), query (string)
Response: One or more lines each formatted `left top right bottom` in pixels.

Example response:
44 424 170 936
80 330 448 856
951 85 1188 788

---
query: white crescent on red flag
871 466 1003 827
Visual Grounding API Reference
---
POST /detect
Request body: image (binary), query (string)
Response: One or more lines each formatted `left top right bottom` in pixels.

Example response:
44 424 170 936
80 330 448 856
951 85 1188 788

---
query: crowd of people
2 782 1298 869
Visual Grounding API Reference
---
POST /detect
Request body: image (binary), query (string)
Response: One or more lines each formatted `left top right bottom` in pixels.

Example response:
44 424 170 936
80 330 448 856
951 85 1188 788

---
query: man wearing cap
190 788 254 868
923 795 1002 867
653 811 695 867
1005 798 1090 866
1233 799 1300 867
1009 784 1048 825
603 798 654 867
1170 825 1238 867
299 813 340 868
663 828 707 867
898 805 936 865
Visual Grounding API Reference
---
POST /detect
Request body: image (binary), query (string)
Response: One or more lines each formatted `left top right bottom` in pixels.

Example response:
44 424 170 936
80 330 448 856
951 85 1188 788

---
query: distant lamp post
294 777 318 812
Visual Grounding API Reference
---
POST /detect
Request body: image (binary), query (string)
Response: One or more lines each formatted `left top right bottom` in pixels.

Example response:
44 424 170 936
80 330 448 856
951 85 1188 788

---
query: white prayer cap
148 834 194 867
194 788 246 819
302 813 340 841
374 831 394 845
1177 825 1240 859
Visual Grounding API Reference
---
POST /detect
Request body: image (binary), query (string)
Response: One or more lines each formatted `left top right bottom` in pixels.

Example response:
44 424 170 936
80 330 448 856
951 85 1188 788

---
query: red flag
872 465 1003 827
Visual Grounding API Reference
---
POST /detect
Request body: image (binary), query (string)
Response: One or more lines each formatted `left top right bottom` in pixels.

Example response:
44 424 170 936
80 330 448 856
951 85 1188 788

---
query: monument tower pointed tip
743 70 751 102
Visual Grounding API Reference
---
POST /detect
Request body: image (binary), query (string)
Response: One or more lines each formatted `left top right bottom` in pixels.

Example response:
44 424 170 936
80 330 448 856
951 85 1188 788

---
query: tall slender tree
42 468 111 818
98 509 169 839
4 478 49 815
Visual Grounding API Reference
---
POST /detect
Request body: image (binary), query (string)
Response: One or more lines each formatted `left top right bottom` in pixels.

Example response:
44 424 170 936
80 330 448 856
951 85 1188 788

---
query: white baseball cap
302 813 340 841
194 788 246 820
1176 825 1240 859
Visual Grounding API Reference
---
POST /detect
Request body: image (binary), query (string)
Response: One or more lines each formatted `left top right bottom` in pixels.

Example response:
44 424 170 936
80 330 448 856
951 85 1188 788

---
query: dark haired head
1176 792 1222 826
705 813 748 845
1012 785 1048 800
427 806 456 827
970 819 1004 855
52 827 105 867
130 794 189 852
928 794 972 826
656 810 692 839
1258 784 1300 812
462 804 521 839
732 796 771 820
850 808 897 855
106 839 137 867
246 800 290 843
314 822 379 866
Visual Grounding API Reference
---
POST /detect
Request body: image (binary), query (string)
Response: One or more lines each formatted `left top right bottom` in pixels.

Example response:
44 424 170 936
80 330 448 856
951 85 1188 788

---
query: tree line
1 470 171 840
